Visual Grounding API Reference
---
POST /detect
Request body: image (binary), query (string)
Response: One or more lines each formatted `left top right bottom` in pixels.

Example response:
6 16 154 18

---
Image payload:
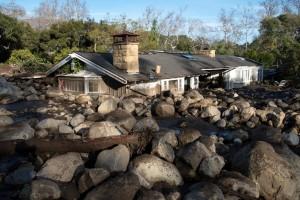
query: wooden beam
0 134 141 155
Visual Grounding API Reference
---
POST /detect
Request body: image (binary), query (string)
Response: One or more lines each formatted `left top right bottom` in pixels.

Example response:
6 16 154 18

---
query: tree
62 0 88 21
239 5 258 50
260 0 280 17
34 0 61 29
218 9 241 46
0 0 25 19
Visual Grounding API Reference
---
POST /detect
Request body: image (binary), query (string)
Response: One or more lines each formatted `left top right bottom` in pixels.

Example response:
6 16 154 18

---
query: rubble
1 76 300 199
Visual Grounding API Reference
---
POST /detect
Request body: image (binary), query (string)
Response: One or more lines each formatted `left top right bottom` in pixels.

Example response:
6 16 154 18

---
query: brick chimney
112 31 139 73
195 49 216 58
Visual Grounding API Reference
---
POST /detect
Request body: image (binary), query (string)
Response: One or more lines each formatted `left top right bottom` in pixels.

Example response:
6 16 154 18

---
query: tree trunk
0 134 142 155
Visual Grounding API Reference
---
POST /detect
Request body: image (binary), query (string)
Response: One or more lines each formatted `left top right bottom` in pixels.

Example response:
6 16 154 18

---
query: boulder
70 114 85 127
98 97 118 115
95 144 130 173
151 139 175 162
130 154 183 189
76 94 92 104
78 168 110 193
0 122 35 141
178 128 201 146
154 129 178 148
30 179 61 200
0 115 13 127
177 141 212 170
155 102 175 117
137 189 166 200
198 154 225 178
232 141 297 200
106 109 136 131
5 163 36 185
178 98 190 112
0 107 13 116
35 129 48 138
36 118 66 130
120 98 136 113
185 90 204 103
84 172 140 200
74 121 94 134
58 124 74 134
240 107 256 122
184 182 224 200
283 130 299 146
37 152 83 182
133 117 160 132
201 106 221 123
0 77 23 104
26 94 39 101
88 121 121 139
217 119 227 128
218 171 259 199
251 125 282 144
231 100 250 111
46 87 64 98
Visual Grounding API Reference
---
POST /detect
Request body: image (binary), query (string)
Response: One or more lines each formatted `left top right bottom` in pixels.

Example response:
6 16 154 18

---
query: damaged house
46 31 263 97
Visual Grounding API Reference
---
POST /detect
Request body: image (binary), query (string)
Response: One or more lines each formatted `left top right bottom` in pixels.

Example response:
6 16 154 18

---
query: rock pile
1 77 300 199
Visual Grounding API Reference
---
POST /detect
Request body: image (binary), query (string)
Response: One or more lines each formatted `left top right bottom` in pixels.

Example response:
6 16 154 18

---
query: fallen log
0 134 141 155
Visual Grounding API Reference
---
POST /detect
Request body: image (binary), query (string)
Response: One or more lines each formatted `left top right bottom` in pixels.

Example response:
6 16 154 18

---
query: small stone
177 141 212 170
30 179 61 200
217 119 227 128
283 131 299 146
35 129 48 138
106 109 136 131
184 182 224 200
201 106 221 123
178 128 201 146
58 124 74 134
155 102 175 117
198 154 225 178
95 144 130 173
70 114 85 127
133 117 159 132
78 168 110 193
0 115 13 126
88 121 121 139
36 118 65 130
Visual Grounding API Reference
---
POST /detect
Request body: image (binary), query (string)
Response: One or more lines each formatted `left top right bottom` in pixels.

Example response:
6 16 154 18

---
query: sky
1 0 263 23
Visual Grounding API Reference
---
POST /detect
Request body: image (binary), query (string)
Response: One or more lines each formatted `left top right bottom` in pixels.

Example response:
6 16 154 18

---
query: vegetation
0 0 299 78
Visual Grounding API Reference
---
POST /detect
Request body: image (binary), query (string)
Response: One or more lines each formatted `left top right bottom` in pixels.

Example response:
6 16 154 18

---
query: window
179 79 183 91
194 77 199 87
88 80 98 93
163 81 168 90
63 79 84 92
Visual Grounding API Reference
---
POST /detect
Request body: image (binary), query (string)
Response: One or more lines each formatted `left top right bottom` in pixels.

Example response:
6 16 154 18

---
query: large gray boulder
84 172 140 200
218 171 260 199
184 182 224 200
0 115 13 127
37 152 83 182
198 154 225 178
0 77 23 104
36 118 66 130
232 141 297 200
98 97 118 115
178 128 202 146
177 141 212 170
133 117 159 132
120 98 136 113
0 122 35 141
155 102 175 117
78 168 110 193
106 109 136 131
95 144 130 173
30 179 61 200
201 106 221 123
75 94 92 104
130 154 183 189
88 121 121 139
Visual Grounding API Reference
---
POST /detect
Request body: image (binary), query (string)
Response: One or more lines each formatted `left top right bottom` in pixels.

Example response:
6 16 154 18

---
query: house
46 31 263 97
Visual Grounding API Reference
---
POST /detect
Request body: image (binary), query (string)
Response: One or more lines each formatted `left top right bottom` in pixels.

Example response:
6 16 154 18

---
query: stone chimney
196 49 216 58
112 31 139 73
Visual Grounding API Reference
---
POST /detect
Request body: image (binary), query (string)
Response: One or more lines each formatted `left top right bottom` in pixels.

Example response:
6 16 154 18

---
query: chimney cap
112 31 139 37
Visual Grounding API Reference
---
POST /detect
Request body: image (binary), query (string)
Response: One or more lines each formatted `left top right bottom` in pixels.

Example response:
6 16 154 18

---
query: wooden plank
0 134 141 155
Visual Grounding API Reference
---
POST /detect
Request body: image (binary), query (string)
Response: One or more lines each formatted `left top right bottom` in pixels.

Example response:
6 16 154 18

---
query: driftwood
0 134 143 155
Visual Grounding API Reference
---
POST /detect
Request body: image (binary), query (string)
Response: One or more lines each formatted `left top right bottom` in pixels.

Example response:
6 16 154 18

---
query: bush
53 47 79 63
8 49 49 73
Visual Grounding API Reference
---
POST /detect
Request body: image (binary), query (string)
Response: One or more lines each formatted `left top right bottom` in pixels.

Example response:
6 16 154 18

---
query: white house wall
224 66 263 89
